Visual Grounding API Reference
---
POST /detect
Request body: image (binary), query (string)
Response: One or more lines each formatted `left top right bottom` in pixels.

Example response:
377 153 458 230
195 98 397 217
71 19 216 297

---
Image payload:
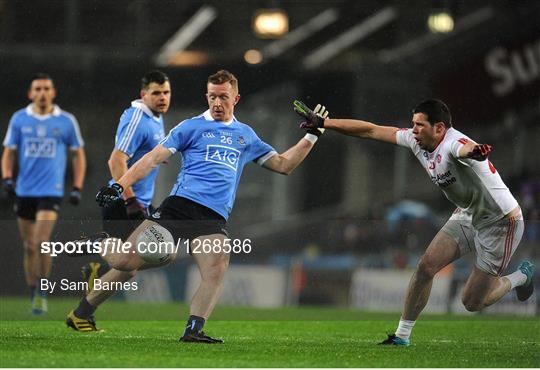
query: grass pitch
1 297 538 367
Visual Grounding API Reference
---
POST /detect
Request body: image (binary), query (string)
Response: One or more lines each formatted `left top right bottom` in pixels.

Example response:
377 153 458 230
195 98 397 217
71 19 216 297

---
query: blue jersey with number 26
159 110 276 220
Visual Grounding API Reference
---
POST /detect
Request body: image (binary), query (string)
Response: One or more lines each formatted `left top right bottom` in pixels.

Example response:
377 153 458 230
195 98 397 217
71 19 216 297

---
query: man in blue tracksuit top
2 73 86 315
67 70 328 343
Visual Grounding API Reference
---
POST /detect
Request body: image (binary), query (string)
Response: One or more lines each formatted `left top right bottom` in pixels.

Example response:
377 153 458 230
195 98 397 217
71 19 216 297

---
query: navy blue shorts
151 196 228 242
15 196 62 220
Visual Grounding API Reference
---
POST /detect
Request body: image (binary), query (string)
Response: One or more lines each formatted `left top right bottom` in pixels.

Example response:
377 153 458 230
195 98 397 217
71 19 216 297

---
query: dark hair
413 99 452 128
208 70 238 92
141 70 169 90
30 73 53 87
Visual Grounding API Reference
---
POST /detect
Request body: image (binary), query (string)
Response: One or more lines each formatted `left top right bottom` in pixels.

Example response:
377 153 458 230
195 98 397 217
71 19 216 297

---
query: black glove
96 183 123 207
125 197 146 220
294 100 326 129
69 186 82 205
2 178 16 198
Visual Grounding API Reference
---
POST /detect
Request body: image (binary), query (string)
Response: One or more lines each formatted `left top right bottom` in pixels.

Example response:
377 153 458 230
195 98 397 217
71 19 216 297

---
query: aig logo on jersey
205 145 241 171
24 138 57 158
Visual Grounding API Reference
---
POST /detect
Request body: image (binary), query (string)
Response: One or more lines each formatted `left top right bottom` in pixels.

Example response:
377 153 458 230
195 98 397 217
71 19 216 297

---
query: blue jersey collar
131 99 162 122
25 104 62 120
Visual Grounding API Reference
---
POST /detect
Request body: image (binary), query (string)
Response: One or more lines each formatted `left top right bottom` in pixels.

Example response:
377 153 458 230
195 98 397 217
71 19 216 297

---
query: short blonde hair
208 70 238 93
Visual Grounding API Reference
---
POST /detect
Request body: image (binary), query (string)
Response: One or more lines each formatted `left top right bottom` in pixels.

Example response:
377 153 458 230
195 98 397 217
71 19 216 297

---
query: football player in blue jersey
67 70 327 342
2 73 86 315
82 71 170 291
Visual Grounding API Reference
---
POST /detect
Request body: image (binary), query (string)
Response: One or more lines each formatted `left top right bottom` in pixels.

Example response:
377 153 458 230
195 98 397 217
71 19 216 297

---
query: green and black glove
294 100 328 139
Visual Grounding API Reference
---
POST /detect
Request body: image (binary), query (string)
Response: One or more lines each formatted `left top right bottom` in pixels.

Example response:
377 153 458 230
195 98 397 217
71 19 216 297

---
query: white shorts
441 210 524 276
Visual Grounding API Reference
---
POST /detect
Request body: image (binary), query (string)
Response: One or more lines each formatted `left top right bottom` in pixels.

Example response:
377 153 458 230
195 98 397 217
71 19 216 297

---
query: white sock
505 270 527 289
395 319 416 340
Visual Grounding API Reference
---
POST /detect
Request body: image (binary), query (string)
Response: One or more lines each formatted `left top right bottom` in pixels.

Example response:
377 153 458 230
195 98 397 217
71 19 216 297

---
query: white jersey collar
202 109 236 126
25 104 61 120
131 99 161 122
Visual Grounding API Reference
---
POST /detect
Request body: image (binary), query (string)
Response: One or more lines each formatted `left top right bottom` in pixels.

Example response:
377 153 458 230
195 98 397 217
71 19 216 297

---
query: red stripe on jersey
458 138 469 145
488 160 497 174
497 218 515 276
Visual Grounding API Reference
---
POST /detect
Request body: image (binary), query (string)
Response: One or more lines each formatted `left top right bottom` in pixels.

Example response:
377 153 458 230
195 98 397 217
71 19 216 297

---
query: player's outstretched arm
457 140 492 161
262 138 315 175
325 119 399 144
262 103 329 175
294 100 399 144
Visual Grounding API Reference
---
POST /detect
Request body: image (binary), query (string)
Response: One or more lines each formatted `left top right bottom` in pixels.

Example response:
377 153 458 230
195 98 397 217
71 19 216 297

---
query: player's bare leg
99 223 147 272
34 210 58 280
461 261 533 311
462 211 531 311
67 220 177 331
403 230 460 320
84 220 179 306
17 218 38 288
460 266 503 311
66 236 142 331
85 219 176 271
189 234 230 318
381 229 460 346
17 210 57 314
85 269 137 306
181 233 229 343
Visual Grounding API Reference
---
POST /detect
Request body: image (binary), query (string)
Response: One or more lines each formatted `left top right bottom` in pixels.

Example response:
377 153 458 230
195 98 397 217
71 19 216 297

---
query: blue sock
39 283 48 298
30 285 36 301
183 315 205 335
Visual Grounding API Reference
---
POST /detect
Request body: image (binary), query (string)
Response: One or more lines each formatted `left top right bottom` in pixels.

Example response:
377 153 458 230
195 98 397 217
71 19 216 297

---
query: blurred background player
295 98 534 346
67 70 326 342
1 73 86 315
83 70 170 290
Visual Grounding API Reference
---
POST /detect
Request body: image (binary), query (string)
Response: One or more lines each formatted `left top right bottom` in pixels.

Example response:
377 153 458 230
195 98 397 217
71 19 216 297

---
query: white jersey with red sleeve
395 127 519 227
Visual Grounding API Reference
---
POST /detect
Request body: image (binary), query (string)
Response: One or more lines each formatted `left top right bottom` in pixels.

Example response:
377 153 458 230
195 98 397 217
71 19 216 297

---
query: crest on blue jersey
37 125 47 137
